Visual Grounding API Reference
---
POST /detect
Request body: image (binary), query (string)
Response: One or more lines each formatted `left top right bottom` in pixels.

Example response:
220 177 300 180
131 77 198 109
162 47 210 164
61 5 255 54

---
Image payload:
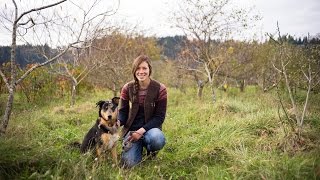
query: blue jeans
121 128 166 168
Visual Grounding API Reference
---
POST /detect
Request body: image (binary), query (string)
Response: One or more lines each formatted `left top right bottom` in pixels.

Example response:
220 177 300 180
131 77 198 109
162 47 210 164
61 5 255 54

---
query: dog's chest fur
100 133 120 149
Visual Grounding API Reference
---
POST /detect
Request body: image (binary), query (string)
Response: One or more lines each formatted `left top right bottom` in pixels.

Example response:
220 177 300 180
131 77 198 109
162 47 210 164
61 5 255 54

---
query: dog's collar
98 123 108 131
98 122 108 130
98 123 117 134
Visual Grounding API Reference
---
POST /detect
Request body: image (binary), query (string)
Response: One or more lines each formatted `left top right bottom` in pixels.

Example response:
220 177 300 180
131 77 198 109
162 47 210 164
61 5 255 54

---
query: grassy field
0 86 319 179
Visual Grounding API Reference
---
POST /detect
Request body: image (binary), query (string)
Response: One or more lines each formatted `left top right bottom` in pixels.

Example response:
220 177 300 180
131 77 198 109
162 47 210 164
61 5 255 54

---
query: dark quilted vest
122 79 161 136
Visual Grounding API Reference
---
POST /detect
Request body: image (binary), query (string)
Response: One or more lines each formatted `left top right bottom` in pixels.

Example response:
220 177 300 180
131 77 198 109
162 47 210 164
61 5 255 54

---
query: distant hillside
0 44 52 67
2 35 318 67
0 36 186 66
157 35 187 60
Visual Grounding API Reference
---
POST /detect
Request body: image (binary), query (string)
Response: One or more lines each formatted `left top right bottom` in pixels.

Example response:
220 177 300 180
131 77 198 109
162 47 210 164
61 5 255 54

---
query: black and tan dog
80 97 120 164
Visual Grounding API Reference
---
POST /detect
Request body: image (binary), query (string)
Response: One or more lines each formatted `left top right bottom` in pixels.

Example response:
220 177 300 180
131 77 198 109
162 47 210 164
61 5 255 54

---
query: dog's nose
108 115 112 119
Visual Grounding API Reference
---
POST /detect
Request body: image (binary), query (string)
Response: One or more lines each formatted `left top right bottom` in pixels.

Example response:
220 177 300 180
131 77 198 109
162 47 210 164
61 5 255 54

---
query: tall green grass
0 86 319 179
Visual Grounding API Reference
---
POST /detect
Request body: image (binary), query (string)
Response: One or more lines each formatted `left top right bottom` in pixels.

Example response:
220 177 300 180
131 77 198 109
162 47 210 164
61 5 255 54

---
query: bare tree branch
14 0 66 25
0 69 10 89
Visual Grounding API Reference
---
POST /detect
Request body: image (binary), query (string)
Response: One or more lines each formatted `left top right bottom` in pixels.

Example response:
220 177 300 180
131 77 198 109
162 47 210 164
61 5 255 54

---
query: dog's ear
112 97 120 106
96 100 105 108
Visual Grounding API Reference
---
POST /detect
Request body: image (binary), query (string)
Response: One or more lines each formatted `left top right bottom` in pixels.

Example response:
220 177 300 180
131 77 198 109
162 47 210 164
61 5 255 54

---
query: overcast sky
252 0 320 38
0 0 319 45
112 0 320 39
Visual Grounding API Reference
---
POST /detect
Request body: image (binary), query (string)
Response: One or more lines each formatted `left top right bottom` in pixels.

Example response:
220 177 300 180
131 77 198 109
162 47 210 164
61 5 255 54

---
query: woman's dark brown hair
131 55 152 102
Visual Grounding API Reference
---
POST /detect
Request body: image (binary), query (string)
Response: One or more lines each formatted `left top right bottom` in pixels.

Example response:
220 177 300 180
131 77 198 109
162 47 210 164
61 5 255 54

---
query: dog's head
96 97 120 125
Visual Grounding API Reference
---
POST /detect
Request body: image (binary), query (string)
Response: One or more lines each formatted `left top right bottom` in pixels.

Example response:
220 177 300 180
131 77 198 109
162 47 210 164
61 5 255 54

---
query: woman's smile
135 61 150 82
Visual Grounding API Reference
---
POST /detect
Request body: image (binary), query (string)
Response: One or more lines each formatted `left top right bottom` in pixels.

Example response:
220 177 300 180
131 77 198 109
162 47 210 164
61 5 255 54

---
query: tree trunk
209 81 216 103
203 63 216 103
0 88 15 135
262 75 266 92
1 8 18 135
70 80 77 106
113 82 117 97
197 80 204 99
239 79 245 92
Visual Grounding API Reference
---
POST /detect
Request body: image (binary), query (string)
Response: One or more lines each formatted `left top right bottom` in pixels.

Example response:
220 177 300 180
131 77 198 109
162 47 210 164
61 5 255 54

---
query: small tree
86 31 161 96
269 24 318 139
253 41 279 92
171 0 258 102
0 0 119 134
220 40 257 92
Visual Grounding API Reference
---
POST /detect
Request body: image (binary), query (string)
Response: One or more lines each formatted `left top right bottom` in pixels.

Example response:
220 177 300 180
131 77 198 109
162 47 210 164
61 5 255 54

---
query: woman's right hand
129 131 143 142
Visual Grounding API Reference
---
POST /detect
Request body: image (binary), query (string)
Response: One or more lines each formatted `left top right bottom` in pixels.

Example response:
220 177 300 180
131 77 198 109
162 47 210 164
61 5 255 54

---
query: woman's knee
144 128 166 150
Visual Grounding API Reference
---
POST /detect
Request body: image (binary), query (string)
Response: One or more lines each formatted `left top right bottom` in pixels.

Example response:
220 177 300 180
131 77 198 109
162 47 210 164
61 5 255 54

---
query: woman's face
135 61 150 82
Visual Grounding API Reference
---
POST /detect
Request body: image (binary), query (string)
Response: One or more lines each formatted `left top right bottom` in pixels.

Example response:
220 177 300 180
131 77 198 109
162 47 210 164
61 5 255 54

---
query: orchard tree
252 41 279 92
0 0 119 134
268 24 319 139
220 40 257 92
86 31 161 96
50 43 110 107
171 0 259 102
